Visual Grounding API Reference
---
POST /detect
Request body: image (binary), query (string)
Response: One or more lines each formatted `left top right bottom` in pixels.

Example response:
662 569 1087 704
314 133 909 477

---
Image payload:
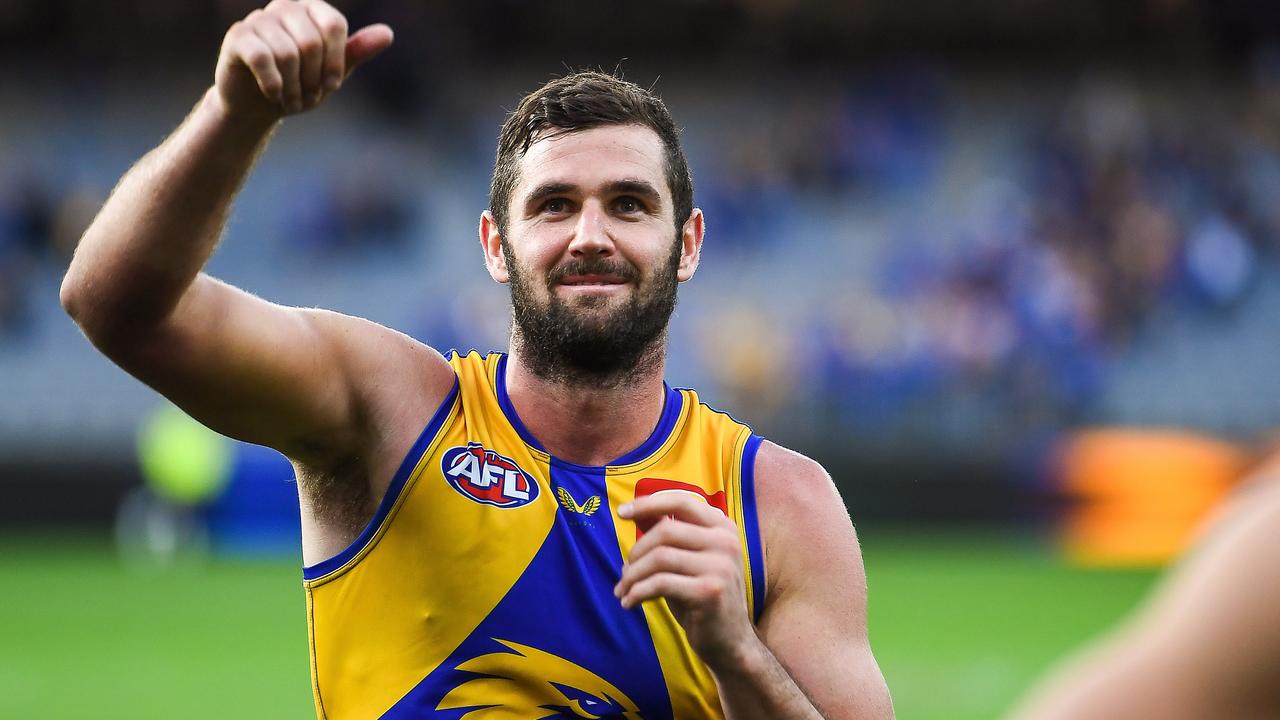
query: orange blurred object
1056 428 1247 567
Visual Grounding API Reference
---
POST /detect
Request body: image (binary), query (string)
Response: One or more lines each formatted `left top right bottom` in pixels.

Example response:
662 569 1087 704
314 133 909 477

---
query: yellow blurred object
1056 428 1245 567
136 402 233 506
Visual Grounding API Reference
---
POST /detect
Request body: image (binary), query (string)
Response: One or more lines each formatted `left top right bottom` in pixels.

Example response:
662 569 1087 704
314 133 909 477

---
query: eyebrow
524 182 576 206
522 179 663 207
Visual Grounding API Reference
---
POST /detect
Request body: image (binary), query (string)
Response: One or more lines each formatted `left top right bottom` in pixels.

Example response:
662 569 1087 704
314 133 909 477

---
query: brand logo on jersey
633 478 729 541
556 487 601 516
436 639 642 718
442 443 539 508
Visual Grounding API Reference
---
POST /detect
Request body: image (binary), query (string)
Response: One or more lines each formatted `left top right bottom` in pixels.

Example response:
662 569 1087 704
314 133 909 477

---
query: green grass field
0 531 1158 719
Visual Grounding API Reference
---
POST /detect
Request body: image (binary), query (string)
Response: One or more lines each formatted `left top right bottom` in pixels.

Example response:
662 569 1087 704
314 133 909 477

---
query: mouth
557 274 629 287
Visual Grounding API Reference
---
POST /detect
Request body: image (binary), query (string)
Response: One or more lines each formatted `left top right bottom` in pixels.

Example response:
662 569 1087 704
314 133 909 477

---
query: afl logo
442 443 539 508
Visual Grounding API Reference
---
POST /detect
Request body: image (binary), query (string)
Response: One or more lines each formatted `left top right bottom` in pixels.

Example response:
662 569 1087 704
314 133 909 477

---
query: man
1009 453 1280 720
61 1 892 717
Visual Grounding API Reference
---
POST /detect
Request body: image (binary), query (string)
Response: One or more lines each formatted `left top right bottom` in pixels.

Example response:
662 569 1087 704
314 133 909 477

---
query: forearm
711 635 893 720
712 637 826 720
61 88 277 337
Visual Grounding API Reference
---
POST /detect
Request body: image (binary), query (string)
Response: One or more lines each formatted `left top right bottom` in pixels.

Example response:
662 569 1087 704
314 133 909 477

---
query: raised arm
59 1 458 473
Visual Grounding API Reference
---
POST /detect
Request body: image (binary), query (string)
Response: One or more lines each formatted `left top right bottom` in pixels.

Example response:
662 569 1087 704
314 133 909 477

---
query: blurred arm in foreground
1010 453 1280 720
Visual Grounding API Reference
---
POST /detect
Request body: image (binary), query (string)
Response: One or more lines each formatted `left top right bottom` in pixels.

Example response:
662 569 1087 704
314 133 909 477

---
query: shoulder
304 308 455 392
303 308 439 364
752 440 849 526
297 308 457 458
750 440 861 601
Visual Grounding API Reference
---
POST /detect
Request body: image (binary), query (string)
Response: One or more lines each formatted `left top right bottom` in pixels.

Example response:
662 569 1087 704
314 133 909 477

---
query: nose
567 199 615 258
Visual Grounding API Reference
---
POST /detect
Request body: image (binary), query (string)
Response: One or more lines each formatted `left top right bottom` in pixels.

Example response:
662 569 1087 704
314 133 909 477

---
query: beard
505 239 680 388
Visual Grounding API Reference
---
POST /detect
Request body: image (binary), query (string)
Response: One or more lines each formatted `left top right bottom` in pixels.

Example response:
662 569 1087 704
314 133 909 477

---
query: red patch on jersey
633 478 728 541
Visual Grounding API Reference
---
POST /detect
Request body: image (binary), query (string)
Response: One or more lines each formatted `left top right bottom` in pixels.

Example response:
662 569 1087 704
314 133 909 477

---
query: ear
479 211 509 283
677 208 705 283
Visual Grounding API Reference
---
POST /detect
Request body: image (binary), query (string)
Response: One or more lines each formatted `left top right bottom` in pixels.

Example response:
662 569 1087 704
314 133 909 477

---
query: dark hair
489 71 693 236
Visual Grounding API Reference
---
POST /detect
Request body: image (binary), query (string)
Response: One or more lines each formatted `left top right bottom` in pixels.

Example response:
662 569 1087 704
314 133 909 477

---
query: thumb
344 24 394 76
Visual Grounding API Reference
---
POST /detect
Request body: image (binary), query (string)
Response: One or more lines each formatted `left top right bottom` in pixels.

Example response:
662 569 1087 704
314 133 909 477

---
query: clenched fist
614 492 758 670
214 0 393 122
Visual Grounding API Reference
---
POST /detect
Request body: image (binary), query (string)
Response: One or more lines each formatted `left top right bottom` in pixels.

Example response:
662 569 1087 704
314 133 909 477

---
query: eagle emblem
556 487 601 516
436 639 643 718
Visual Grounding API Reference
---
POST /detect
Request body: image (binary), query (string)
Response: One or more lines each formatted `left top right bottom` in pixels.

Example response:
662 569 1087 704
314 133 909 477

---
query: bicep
754 443 893 718
757 566 889 719
106 273 439 462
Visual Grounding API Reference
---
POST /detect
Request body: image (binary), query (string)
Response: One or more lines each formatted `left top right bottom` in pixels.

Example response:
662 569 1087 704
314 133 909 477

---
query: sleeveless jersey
303 351 767 719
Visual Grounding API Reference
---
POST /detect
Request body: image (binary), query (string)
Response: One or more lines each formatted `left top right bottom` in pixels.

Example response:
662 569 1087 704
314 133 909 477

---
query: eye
614 196 642 213
543 198 569 214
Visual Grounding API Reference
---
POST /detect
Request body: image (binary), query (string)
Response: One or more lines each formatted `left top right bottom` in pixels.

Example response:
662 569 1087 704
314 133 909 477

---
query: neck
504 340 668 466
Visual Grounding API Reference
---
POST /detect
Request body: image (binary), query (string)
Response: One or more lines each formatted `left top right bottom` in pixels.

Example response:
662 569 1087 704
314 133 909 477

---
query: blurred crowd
6 52 1280 443
693 60 1280 439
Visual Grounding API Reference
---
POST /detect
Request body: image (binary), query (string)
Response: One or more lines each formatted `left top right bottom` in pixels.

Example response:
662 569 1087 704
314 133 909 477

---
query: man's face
480 124 703 385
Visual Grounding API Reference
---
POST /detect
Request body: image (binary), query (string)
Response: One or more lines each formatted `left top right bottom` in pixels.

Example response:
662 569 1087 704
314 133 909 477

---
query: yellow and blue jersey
302 351 766 718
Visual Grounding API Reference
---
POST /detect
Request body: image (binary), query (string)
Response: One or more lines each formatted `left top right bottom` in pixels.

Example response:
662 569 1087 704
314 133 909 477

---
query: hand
213 0 393 122
615 491 759 669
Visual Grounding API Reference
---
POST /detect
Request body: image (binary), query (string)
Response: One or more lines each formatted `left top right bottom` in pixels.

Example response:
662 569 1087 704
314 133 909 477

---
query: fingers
345 23 395 74
229 24 285 106
252 16 302 114
629 515 728 563
217 0 389 119
276 2 326 107
616 546 723 608
618 570 730 610
304 0 348 91
615 508 745 610
620 491 729 529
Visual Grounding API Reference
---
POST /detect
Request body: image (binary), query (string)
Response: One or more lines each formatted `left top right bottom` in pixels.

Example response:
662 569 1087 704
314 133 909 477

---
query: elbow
61 263 180 355
59 266 88 325
60 229 100 323
60 218 103 323
59 260 111 335
59 270 118 349
59 262 129 347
